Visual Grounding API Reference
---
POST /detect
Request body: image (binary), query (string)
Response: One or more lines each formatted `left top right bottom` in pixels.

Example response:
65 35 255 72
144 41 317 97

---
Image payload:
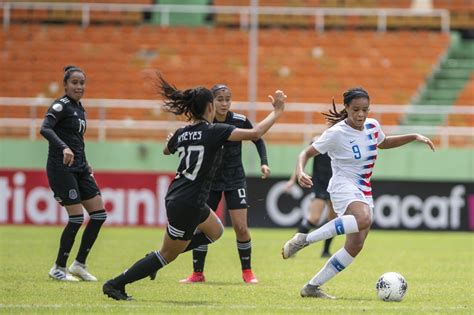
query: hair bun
63 65 77 72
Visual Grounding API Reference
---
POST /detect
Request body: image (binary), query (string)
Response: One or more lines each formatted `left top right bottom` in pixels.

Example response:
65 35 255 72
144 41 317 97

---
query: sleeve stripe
232 113 246 121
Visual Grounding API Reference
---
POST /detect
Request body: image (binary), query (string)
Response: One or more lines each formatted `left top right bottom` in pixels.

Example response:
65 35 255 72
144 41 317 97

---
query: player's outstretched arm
378 133 435 151
228 90 286 142
296 145 319 188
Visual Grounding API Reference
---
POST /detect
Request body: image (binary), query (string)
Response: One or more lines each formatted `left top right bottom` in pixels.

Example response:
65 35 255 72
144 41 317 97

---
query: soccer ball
375 272 408 302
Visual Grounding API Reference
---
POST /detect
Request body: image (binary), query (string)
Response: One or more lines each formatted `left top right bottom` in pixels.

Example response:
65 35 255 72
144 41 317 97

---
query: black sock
237 239 252 270
55 214 84 268
192 245 208 273
297 219 317 234
76 210 107 264
113 251 167 287
322 237 334 254
183 232 214 252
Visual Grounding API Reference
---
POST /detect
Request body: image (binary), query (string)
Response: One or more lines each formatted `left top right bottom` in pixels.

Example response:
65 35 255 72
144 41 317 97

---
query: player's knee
233 224 249 238
207 217 224 242
356 212 372 230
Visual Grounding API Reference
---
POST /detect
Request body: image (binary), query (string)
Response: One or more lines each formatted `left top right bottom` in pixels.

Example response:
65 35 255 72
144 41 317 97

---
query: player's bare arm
378 133 435 151
296 145 320 188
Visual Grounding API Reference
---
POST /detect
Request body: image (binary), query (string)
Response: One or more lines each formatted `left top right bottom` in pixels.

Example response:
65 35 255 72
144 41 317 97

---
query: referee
40 66 107 282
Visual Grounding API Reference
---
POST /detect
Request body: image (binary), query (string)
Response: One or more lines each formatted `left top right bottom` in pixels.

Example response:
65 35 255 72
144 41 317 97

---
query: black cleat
103 280 134 301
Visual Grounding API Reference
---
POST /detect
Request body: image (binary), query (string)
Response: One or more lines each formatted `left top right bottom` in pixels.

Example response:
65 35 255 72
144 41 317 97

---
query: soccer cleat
242 269 258 284
48 265 79 282
69 260 97 281
282 233 309 259
179 272 205 283
103 280 134 301
300 283 336 299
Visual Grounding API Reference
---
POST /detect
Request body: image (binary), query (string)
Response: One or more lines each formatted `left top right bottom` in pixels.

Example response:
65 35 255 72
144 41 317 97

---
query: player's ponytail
323 87 370 127
63 65 85 84
157 73 213 121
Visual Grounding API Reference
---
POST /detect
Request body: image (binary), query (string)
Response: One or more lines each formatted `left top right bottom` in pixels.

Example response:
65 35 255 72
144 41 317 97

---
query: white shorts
328 181 373 216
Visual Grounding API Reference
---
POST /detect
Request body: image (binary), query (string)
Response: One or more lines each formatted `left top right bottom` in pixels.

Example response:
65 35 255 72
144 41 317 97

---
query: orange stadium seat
0 25 450 141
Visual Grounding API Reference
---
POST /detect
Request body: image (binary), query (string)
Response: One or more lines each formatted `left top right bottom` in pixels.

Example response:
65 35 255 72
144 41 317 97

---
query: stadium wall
0 139 473 181
1 140 472 231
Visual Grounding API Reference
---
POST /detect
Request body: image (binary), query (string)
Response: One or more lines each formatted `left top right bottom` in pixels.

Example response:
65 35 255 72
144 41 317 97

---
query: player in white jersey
282 87 435 299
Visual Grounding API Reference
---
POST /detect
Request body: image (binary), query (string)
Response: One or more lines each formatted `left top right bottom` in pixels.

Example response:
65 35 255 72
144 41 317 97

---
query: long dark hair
157 73 213 121
323 87 370 126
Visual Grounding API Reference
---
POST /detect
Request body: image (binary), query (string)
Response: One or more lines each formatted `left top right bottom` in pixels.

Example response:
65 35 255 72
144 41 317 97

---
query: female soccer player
103 75 286 300
282 87 434 299
40 65 107 282
285 152 336 258
180 84 270 284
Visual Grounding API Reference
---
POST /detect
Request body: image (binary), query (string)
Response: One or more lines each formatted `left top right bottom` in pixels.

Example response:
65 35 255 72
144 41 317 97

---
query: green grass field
0 226 473 314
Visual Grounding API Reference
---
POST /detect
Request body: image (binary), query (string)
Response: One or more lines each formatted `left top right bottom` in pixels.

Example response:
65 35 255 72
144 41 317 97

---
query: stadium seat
0 24 452 141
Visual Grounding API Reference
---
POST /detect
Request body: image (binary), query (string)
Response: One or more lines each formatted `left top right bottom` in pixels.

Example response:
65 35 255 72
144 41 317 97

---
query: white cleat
300 283 336 299
49 265 79 281
282 233 309 259
68 260 98 281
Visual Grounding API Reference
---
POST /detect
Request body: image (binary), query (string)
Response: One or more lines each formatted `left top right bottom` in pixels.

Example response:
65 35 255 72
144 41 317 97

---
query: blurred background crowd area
0 0 472 146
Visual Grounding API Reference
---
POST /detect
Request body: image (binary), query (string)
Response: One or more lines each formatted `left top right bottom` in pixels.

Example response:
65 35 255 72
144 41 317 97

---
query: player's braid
323 98 347 126
322 87 370 127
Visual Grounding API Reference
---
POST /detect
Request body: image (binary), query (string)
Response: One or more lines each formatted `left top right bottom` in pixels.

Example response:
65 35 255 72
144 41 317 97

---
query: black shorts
165 200 211 241
207 188 248 211
47 168 101 206
312 172 331 201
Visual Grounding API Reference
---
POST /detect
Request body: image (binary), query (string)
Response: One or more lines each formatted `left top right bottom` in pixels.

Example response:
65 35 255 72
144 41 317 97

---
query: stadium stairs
404 32 474 126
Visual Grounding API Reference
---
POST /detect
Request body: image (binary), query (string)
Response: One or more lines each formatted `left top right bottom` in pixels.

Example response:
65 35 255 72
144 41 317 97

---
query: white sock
306 215 359 244
309 247 354 286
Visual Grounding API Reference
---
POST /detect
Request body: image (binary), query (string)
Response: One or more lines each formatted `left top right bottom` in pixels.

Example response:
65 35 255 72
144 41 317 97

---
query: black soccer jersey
211 111 268 191
165 121 236 208
41 95 88 172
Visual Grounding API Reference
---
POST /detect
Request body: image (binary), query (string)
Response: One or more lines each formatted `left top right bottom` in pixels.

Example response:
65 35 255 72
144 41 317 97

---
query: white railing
2 2 450 32
0 97 472 147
